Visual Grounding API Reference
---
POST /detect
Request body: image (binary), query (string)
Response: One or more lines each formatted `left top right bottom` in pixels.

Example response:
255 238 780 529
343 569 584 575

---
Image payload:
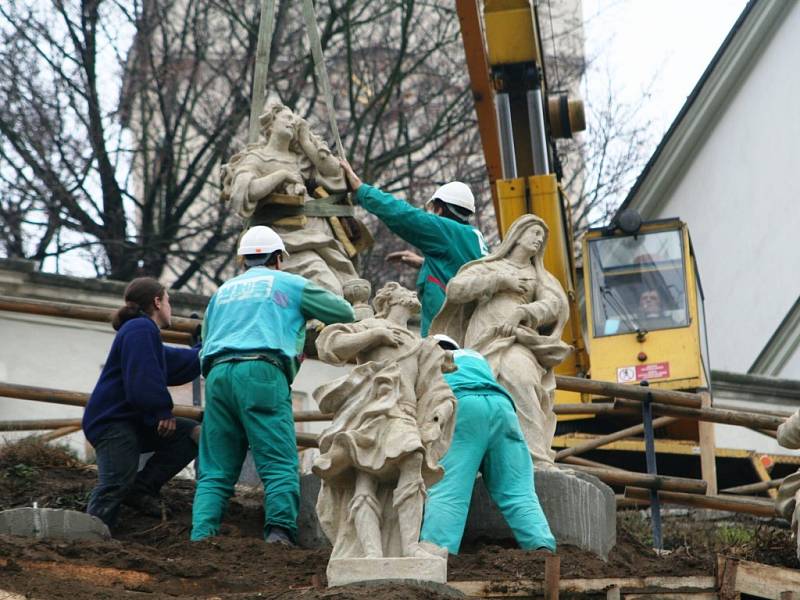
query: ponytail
112 277 166 331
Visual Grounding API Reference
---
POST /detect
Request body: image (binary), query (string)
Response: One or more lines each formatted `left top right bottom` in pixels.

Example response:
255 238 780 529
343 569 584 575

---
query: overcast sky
583 0 749 152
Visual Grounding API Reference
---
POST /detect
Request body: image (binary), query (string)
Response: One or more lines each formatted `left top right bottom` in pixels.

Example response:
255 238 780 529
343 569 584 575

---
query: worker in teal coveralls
421 335 556 554
340 160 488 336
191 226 355 545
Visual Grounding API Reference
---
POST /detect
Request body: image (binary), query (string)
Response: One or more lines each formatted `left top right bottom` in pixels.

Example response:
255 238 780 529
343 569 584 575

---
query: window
588 229 689 337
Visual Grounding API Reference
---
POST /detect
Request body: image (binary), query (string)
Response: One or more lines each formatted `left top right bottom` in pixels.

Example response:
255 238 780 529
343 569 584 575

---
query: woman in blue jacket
83 277 200 529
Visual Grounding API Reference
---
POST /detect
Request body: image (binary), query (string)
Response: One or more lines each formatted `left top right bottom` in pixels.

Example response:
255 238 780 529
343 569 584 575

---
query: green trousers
420 392 556 554
191 360 298 541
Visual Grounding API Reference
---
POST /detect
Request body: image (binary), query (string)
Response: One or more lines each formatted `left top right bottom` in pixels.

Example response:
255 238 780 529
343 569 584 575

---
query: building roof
613 0 792 219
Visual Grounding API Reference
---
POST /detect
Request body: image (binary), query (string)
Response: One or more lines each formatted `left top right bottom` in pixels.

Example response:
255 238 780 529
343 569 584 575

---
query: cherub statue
221 102 368 296
431 214 572 468
313 282 456 560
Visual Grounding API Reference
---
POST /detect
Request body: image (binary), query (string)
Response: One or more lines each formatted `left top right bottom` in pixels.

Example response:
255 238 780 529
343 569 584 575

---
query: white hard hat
237 226 288 257
433 334 460 350
427 181 475 214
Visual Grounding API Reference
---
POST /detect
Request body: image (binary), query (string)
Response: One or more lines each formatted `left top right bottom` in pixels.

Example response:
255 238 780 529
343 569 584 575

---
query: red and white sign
617 362 670 383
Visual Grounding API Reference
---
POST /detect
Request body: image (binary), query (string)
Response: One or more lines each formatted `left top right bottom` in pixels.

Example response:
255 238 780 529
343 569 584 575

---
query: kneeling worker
421 335 556 554
191 226 355 545
83 277 201 529
340 159 488 336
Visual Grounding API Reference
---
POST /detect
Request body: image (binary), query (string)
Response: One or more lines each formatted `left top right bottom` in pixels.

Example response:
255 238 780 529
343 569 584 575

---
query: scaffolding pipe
38 425 82 442
0 381 335 424
556 375 703 408
624 487 778 518
613 398 786 431
0 418 82 432
0 295 196 345
555 416 678 460
566 464 707 494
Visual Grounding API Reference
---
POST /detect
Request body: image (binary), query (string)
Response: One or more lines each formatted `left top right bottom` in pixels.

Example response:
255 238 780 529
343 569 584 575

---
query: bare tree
0 0 483 292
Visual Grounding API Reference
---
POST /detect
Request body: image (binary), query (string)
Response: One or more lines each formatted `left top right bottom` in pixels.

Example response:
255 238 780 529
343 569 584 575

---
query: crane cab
582 218 709 391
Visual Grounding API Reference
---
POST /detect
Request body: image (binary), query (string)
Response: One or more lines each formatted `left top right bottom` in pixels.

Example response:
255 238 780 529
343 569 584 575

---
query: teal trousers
191 360 298 541
420 392 556 554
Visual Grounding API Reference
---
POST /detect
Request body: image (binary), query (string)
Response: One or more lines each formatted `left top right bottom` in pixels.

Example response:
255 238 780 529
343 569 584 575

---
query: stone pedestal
297 470 615 559
327 557 447 587
464 467 616 559
0 508 110 541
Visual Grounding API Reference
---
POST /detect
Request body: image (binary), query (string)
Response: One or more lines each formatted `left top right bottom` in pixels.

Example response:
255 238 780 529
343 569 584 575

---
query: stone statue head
258 102 304 154
496 214 550 262
373 282 421 319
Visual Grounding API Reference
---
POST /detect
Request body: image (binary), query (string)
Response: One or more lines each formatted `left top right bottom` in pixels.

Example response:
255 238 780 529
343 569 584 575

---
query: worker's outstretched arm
300 281 356 325
354 184 450 257
340 158 450 257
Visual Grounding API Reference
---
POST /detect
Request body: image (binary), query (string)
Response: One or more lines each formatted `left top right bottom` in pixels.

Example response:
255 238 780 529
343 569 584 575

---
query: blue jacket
82 317 200 445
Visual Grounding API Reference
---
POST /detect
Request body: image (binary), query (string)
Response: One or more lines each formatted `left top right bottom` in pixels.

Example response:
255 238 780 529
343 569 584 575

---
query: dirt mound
0 442 795 599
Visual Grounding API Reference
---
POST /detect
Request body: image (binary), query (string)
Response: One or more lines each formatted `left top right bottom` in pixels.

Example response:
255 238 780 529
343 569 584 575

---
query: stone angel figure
221 102 369 296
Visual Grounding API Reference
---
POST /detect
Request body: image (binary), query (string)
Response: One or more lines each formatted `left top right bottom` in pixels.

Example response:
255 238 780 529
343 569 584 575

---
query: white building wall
653 1 800 374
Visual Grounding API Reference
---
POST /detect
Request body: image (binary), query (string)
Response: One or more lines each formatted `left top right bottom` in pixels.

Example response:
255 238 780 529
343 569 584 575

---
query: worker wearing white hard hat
192 225 355 546
340 160 489 336
421 337 556 554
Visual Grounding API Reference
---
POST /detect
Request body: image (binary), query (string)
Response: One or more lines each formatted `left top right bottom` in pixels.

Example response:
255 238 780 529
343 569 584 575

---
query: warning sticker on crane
617 362 670 383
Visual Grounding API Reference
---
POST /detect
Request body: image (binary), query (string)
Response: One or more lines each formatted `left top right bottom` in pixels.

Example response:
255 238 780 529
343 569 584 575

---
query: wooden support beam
38 425 81 442
544 554 560 600
613 398 785 431
716 555 800 599
567 464 707 494
750 455 779 500
698 391 718 495
0 381 203 420
553 402 631 415
625 487 778 518
606 586 620 600
559 455 627 471
0 418 82 431
555 416 677 460
0 381 328 426
721 477 784 496
449 575 716 596
296 432 319 448
556 375 703 408
0 295 195 345
293 411 332 422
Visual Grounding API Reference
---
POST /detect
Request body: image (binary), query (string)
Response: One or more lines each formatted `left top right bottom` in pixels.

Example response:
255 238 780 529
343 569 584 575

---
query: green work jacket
355 183 488 335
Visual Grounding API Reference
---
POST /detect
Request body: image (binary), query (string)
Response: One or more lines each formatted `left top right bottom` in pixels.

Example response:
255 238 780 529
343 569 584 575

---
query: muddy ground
0 439 796 599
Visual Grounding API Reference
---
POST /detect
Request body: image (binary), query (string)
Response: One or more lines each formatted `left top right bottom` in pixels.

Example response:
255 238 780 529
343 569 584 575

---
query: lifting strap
248 0 277 144
301 0 346 158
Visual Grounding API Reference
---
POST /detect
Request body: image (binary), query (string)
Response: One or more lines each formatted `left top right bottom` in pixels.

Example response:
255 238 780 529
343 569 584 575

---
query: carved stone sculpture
776 410 800 559
221 102 369 295
312 283 456 583
342 278 373 321
431 214 571 468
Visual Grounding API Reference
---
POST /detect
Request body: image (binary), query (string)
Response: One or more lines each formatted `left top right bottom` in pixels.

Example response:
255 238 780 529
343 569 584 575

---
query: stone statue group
221 103 572 570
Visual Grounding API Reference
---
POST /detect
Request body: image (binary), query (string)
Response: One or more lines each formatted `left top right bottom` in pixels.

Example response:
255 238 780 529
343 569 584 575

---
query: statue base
327 557 448 587
464 467 616 559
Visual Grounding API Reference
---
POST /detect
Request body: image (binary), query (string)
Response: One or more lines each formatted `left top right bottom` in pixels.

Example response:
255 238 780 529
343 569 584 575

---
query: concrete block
0 507 111 541
464 467 616 559
327 557 447 587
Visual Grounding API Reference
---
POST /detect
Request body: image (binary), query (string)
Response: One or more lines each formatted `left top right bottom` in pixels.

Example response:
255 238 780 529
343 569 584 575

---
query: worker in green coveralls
420 334 556 555
191 226 355 545
340 160 488 336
